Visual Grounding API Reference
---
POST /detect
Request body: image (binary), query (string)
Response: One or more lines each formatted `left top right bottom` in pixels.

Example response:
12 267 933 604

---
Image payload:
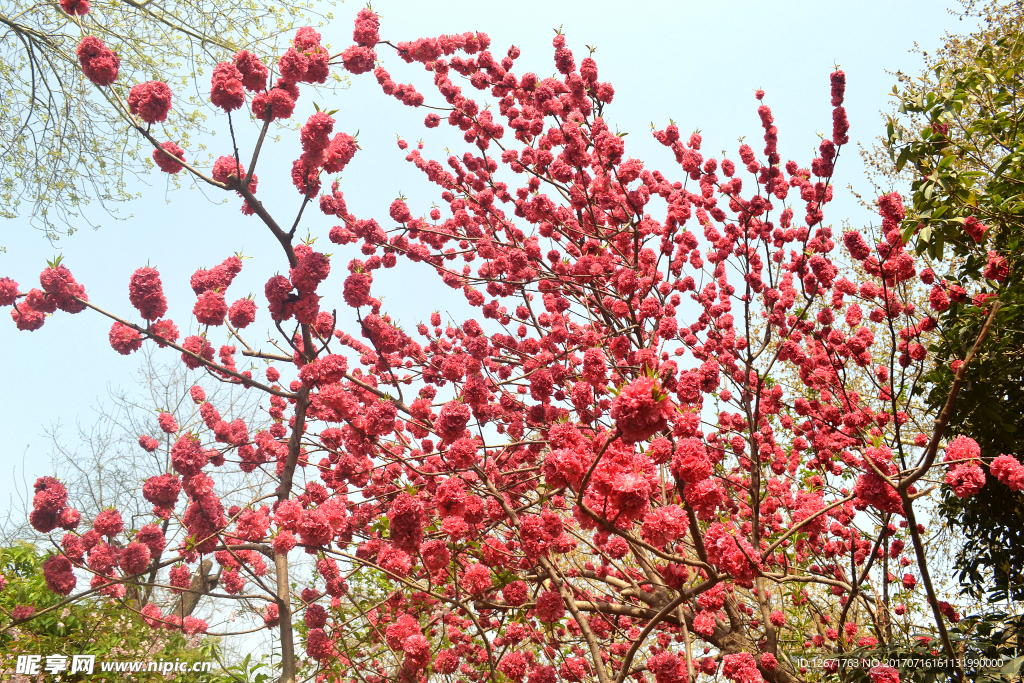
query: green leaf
896 146 912 172
999 656 1024 677
903 221 919 244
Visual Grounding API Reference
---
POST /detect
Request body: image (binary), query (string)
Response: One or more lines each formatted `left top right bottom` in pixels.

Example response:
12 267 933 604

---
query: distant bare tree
2 348 272 629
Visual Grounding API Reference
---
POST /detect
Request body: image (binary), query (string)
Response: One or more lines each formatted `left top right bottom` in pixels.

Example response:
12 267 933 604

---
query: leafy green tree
0 0 331 244
882 0 1024 604
0 353 275 677
845 611 1024 683
0 542 234 681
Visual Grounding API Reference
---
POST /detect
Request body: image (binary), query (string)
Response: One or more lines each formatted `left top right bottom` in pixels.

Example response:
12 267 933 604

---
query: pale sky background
0 0 977 513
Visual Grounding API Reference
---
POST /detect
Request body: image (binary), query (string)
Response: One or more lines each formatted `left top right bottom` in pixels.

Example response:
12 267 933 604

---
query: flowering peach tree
2 6 1022 683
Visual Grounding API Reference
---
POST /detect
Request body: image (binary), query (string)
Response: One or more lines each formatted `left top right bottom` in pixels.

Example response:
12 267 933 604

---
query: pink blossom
611 376 674 442
534 589 564 622
991 454 1024 491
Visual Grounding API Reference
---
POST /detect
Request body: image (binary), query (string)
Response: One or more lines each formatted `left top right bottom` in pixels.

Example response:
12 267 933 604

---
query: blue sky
0 0 972 511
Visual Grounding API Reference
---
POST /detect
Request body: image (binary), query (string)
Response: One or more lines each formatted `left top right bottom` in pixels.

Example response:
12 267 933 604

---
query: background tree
880 0 1024 607
43 351 266 536
0 0 332 245
0 351 277 676
0 543 233 681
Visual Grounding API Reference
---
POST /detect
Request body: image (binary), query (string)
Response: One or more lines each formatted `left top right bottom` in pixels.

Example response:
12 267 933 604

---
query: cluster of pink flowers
76 37 119 86
29 476 79 535
722 653 764 683
153 141 186 174
127 81 173 124
870 665 901 683
42 554 77 595
0 264 88 331
128 266 168 320
991 453 1024 491
942 435 986 497
290 112 358 197
59 0 89 15
610 376 674 442
142 472 182 518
